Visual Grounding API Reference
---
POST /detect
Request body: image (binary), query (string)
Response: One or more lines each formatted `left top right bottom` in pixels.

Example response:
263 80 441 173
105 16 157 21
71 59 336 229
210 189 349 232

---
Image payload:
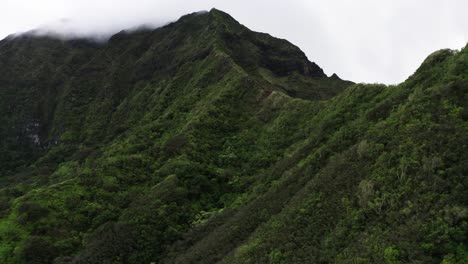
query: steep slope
0 9 352 263
0 9 350 179
162 46 468 264
0 9 467 264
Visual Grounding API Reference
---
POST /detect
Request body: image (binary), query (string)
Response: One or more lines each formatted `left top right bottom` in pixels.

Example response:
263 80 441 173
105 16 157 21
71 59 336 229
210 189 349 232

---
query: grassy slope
0 9 466 264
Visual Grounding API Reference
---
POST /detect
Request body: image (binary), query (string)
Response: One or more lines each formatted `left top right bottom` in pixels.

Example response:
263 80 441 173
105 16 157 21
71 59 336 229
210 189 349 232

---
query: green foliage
0 8 467 264
384 246 400 263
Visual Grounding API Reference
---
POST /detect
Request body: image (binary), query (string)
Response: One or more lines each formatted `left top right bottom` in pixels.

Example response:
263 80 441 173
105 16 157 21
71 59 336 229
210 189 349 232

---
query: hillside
0 9 467 264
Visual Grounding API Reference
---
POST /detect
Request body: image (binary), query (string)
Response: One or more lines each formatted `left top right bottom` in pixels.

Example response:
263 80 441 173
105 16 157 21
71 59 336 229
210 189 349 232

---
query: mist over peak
3 9 217 43
5 17 171 43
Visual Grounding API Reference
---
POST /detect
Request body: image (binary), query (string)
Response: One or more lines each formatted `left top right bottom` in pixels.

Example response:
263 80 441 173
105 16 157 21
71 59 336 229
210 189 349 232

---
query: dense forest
0 9 467 263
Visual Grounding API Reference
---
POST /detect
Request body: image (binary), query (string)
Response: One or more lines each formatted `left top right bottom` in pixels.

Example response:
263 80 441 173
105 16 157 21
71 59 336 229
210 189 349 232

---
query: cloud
0 0 466 84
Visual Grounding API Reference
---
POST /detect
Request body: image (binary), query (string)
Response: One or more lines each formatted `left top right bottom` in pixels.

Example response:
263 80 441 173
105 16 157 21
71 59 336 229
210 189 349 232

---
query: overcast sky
1 0 466 84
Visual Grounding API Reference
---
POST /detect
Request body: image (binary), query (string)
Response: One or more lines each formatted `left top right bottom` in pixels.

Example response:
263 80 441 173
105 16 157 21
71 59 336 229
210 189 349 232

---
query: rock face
0 9 467 264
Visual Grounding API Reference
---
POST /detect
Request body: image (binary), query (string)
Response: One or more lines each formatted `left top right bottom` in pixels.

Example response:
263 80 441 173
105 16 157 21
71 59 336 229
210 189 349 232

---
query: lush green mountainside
0 9 350 178
0 9 466 264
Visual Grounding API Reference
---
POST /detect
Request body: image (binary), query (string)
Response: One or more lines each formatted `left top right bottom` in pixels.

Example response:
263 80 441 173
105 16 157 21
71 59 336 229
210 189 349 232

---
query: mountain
0 9 467 264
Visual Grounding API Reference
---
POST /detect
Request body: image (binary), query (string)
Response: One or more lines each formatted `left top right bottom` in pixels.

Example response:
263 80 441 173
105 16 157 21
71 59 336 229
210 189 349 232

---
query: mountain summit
0 10 467 264
0 9 352 174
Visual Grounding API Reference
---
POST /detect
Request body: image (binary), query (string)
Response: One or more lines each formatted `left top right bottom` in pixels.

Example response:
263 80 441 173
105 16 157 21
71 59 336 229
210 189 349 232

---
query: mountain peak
330 73 341 79
209 8 229 15
0 8 466 264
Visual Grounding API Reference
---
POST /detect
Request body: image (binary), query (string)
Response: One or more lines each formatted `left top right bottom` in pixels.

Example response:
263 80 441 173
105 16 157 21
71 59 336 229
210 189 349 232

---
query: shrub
19 236 58 264
17 201 49 224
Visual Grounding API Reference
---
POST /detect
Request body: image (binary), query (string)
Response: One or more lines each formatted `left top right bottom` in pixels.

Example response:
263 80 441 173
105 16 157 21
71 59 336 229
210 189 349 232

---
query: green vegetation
0 8 467 263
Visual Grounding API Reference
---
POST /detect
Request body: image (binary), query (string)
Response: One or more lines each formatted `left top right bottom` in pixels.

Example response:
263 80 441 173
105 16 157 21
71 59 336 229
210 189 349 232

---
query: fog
1 0 466 84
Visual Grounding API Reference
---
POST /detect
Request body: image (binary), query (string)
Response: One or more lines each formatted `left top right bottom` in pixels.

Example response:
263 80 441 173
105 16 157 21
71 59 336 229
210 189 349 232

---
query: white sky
1 0 467 84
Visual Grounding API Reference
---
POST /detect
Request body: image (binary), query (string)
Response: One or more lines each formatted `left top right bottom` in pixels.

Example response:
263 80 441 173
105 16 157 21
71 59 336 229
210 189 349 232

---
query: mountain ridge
0 8 353 175
0 9 467 264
